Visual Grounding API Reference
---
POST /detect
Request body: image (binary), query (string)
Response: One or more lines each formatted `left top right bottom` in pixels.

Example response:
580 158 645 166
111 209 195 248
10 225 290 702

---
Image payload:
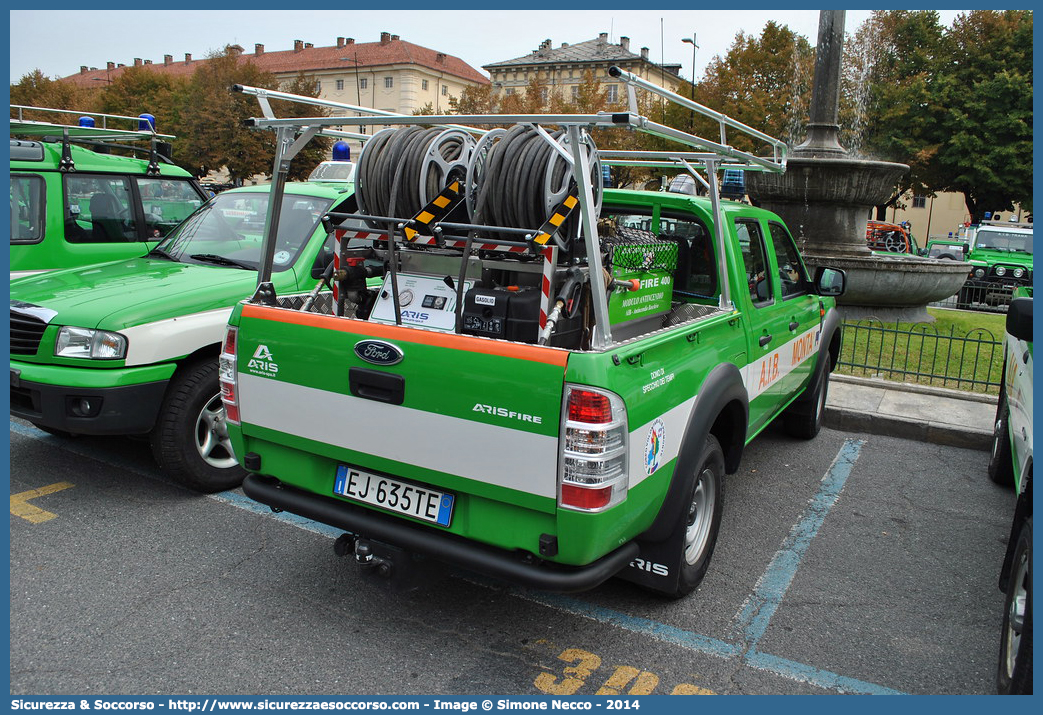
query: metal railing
836 319 1003 393
930 283 1016 314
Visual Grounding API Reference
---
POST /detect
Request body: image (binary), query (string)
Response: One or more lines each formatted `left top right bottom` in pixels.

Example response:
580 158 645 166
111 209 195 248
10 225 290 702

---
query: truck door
765 219 823 397
734 217 794 434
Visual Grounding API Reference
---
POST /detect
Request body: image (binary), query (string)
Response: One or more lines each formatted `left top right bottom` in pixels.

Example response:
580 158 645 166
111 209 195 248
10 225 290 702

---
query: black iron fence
837 318 1003 394
929 282 1017 313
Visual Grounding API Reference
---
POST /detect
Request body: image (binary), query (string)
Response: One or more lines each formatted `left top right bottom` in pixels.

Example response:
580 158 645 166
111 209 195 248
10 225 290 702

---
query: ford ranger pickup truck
218 74 847 598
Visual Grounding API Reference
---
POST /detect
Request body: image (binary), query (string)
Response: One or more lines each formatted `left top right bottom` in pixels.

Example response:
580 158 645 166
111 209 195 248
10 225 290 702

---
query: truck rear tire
988 389 1015 487
667 434 725 598
998 516 1032 694
150 360 245 493
783 365 828 440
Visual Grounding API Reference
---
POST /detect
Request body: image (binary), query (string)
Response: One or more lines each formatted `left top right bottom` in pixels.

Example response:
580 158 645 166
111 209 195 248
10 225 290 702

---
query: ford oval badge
354 340 403 366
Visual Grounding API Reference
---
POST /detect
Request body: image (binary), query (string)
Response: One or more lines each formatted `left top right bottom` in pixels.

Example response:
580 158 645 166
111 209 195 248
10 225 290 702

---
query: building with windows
888 191 1032 243
63 32 488 117
483 33 684 105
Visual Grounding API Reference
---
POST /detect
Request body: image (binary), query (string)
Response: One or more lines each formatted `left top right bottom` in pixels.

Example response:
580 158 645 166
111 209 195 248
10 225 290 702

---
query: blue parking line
733 438 865 648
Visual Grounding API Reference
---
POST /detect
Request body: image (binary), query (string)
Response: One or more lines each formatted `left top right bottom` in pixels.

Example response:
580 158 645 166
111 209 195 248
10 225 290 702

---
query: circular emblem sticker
644 418 665 475
273 250 291 265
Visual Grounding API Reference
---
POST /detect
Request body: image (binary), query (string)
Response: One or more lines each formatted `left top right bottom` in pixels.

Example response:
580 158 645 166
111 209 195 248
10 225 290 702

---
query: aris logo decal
247 344 279 376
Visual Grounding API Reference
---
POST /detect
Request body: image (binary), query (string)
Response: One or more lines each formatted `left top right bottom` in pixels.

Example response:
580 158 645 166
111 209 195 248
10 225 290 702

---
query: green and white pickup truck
10 179 354 492
990 286 1032 694
220 75 847 597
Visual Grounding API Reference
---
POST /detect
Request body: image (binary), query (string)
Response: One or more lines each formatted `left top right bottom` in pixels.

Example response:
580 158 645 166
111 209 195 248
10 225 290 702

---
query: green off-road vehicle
959 222 1033 307
989 286 1032 694
221 75 846 597
10 106 207 278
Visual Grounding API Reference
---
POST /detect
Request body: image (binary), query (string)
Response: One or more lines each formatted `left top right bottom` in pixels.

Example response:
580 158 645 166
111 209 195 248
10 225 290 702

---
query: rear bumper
242 473 639 593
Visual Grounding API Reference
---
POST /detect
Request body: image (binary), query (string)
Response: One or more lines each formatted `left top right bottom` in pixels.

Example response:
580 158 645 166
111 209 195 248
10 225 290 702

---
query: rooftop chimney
337 37 345 48
640 47 649 60
144 59 153 65
164 54 173 65
184 53 192 63
380 31 391 45
305 42 313 49
134 58 143 67
80 66 88 74
598 32 608 43
107 62 115 71
345 37 354 45
118 63 126 68
561 42 569 48
294 39 304 52
255 44 264 55
390 34 399 41
436 52 446 64
229 44 244 56
620 36 630 51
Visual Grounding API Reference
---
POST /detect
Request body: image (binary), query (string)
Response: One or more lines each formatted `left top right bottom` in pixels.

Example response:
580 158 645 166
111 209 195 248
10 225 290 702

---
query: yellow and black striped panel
403 181 463 241
532 192 579 246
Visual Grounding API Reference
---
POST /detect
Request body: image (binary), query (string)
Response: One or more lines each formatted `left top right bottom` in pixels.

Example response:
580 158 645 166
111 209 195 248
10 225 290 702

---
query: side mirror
1006 297 1033 343
311 245 335 279
814 266 846 297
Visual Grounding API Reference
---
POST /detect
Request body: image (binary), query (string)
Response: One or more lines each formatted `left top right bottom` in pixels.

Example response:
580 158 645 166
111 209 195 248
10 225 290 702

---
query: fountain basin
803 253 971 322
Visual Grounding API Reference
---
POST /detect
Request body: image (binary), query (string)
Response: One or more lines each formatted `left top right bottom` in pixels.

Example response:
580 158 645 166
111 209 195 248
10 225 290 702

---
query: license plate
333 465 454 527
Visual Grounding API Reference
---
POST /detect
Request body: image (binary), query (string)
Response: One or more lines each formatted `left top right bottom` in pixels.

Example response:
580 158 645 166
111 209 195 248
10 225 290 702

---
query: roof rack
236 68 788 348
10 104 179 174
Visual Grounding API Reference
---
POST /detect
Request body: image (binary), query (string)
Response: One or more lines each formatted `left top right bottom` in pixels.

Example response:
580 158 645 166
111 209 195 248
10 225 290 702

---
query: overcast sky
10 8 964 85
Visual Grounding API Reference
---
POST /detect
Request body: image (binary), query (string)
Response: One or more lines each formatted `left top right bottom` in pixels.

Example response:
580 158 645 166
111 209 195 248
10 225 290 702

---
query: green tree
694 22 815 152
931 10 1033 220
10 70 98 120
843 11 947 216
271 71 332 181
847 10 1032 221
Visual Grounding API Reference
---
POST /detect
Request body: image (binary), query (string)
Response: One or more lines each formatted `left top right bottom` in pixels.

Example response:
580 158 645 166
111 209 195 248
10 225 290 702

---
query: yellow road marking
10 482 74 524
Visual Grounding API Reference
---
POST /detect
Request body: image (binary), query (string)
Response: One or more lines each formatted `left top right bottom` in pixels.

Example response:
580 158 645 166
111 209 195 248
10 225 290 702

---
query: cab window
767 222 809 299
659 213 717 301
736 219 773 306
10 174 45 245
136 178 205 238
64 174 139 244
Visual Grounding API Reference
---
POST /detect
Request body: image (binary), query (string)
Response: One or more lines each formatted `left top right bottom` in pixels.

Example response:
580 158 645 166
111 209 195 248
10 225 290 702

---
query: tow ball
334 533 433 592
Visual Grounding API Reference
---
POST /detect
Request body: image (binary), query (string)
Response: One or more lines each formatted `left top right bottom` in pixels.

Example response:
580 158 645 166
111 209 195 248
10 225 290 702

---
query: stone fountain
746 10 969 322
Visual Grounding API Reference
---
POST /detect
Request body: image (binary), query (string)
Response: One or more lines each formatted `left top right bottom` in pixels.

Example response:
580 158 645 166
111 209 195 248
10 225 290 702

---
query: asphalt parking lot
9 417 1013 695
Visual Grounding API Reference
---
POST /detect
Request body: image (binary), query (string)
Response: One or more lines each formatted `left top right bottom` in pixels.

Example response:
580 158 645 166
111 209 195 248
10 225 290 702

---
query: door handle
759 334 772 347
789 321 799 331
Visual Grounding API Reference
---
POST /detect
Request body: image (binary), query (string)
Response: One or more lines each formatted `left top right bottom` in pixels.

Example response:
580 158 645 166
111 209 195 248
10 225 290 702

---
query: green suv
10 108 207 278
959 224 1033 307
10 181 354 492
989 286 1032 694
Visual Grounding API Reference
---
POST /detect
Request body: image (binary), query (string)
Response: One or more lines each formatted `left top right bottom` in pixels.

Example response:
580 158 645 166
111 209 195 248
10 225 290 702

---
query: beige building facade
483 33 684 106
888 191 1032 243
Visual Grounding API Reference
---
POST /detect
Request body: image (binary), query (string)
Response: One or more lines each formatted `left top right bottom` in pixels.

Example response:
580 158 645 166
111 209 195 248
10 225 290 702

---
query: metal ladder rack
237 68 787 350
10 104 179 174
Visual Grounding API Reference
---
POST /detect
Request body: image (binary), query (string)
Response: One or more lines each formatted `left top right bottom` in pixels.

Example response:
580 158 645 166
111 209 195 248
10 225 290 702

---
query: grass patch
836 307 1005 394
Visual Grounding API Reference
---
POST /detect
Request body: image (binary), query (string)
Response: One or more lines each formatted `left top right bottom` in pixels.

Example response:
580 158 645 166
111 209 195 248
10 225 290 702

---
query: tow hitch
334 533 437 592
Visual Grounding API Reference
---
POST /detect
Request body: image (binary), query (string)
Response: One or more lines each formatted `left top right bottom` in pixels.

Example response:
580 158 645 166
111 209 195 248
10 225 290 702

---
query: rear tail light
559 385 628 512
219 325 239 425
